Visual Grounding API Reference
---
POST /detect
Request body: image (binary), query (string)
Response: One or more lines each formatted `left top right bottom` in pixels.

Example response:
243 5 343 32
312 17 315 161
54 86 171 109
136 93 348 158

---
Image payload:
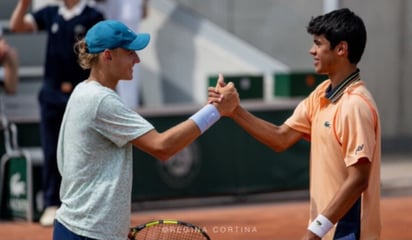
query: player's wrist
307 214 333 238
189 104 221 134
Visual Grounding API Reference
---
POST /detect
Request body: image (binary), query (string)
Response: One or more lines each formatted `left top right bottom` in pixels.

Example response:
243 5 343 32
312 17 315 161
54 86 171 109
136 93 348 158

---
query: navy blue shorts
53 220 97 240
334 198 361 240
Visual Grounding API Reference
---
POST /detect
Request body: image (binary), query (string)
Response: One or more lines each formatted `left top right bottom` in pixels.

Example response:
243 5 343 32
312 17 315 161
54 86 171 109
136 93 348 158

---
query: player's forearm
305 181 365 239
156 103 223 160
306 160 371 238
230 106 288 152
134 104 220 161
153 120 201 161
321 166 370 223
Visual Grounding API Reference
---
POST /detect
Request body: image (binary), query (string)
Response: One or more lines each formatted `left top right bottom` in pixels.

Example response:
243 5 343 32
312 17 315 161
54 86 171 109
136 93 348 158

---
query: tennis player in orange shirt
210 8 381 240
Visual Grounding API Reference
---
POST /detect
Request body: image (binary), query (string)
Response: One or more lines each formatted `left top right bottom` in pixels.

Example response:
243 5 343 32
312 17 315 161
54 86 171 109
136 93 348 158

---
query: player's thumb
216 73 226 89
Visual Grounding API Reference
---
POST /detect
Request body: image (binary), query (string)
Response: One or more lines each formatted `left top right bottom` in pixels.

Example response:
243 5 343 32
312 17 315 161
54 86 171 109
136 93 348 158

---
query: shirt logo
51 22 59 34
324 121 331 128
355 144 364 155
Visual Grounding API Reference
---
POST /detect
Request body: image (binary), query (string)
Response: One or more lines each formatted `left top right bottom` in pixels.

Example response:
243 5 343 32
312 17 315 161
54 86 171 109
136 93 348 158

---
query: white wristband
189 104 221 134
308 214 333 238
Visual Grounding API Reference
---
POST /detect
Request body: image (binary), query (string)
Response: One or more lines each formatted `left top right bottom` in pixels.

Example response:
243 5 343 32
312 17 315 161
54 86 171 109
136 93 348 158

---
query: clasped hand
207 73 240 117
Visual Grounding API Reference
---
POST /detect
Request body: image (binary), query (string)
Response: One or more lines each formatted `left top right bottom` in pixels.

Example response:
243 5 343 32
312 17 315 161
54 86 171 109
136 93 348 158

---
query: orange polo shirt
285 70 381 240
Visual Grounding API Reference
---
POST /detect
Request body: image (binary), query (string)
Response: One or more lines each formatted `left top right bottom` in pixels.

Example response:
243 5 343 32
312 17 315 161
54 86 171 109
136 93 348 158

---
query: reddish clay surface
0 195 411 240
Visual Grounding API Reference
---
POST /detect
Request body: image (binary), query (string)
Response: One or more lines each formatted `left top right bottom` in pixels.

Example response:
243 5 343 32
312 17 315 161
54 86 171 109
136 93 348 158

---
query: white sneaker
39 206 58 227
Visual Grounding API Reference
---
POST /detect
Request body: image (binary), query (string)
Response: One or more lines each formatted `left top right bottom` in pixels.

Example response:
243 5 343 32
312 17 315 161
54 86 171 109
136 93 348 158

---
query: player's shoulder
36 5 59 13
84 5 105 19
69 81 118 113
344 81 376 105
340 81 379 118
73 81 112 99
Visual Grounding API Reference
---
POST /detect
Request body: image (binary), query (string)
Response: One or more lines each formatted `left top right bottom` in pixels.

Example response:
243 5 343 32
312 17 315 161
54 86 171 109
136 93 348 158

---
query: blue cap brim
124 33 150 51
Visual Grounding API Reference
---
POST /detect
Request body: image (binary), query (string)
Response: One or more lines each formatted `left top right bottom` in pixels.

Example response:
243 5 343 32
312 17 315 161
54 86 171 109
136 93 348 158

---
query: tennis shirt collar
325 69 361 103
58 0 87 21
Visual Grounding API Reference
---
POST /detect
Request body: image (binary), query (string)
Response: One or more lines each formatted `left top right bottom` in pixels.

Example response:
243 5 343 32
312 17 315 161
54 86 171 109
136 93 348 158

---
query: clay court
0 193 411 240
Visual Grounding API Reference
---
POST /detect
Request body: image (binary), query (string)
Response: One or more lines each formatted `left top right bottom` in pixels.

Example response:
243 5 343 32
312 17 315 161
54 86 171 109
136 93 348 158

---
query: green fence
274 72 327 97
131 107 309 201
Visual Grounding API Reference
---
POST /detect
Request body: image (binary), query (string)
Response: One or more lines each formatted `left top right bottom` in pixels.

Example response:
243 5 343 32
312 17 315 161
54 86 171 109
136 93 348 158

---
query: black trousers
38 86 68 208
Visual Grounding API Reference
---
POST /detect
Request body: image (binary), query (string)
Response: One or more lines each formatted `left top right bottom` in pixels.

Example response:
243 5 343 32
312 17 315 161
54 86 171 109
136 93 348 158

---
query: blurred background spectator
8 0 104 227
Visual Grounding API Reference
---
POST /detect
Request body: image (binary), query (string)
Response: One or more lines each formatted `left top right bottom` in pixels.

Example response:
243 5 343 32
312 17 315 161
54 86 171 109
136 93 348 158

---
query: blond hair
74 39 99 70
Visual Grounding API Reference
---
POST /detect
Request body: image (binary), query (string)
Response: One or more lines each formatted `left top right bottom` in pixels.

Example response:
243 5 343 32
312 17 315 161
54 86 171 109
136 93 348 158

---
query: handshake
207 73 240 117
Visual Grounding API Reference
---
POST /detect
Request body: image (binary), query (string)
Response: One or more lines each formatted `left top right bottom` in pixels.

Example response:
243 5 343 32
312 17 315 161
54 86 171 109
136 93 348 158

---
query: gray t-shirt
55 80 154 240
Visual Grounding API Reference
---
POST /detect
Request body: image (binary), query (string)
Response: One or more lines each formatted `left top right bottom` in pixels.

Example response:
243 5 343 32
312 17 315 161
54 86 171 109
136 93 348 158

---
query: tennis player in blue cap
53 20 239 240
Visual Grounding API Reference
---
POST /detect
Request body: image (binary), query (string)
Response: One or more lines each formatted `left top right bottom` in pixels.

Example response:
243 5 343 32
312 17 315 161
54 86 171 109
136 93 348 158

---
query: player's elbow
149 148 172 162
351 174 370 195
271 143 288 152
156 153 172 162
149 142 177 161
259 135 290 152
357 177 369 192
134 131 176 161
354 158 371 191
9 22 23 32
268 140 292 152
269 126 301 152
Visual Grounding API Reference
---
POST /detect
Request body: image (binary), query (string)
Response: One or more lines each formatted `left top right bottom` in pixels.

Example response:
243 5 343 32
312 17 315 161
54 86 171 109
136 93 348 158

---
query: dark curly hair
307 8 367 64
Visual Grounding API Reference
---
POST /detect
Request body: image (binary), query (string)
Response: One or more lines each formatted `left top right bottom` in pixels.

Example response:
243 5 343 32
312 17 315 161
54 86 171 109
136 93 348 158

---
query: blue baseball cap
85 20 150 53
